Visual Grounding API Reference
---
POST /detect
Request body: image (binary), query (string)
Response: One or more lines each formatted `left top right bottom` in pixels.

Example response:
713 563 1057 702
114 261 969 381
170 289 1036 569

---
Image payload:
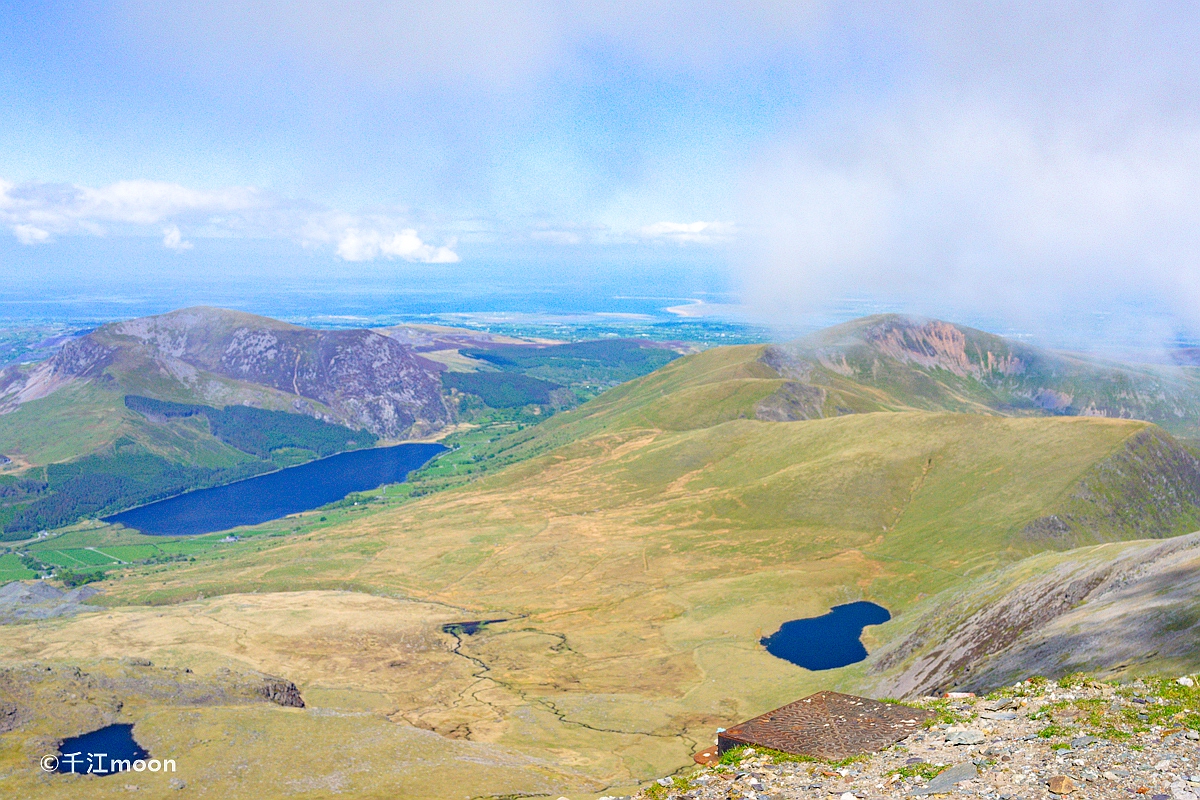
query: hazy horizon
4 3 1200 353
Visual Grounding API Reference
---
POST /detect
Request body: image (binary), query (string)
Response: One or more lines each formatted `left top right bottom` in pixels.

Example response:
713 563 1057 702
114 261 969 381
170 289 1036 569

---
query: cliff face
1 308 450 438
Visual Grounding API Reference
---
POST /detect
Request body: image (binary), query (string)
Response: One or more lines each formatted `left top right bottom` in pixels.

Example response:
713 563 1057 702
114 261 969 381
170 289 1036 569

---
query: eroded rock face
0 335 118 412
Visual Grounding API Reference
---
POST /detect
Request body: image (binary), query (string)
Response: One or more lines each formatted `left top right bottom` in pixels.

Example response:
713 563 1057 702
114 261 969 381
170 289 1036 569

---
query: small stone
1047 774 1077 795
912 762 978 796
1173 780 1200 800
945 729 985 746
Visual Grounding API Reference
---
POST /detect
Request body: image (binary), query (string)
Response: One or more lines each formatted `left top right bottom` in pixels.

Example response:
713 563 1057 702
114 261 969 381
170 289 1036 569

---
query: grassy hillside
4 325 1200 797
7 341 1200 795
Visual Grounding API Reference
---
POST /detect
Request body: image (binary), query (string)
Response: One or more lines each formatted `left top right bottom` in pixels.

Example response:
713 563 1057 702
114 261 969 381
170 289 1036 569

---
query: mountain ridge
751 314 1200 436
0 306 450 440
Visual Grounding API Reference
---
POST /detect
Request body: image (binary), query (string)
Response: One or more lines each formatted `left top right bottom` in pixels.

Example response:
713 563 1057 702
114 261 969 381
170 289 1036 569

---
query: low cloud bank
735 3 1200 342
0 178 459 264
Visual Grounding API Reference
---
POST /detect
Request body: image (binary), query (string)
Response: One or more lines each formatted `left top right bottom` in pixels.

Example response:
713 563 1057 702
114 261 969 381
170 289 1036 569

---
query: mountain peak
796 314 1028 380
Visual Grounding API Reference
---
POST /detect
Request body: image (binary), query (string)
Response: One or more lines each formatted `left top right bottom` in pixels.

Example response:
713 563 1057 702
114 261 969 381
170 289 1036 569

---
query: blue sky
3 2 1200 341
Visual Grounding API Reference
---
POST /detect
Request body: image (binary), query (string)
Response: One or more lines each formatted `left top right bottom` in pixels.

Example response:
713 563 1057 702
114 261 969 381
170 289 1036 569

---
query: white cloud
731 3 1200 337
0 177 459 263
743 103 1200 324
162 224 193 251
640 220 734 243
335 228 459 263
0 178 260 238
11 224 51 245
80 180 258 225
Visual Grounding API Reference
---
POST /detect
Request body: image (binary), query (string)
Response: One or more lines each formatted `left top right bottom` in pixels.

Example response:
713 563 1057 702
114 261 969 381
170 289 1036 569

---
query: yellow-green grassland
4 333 1200 798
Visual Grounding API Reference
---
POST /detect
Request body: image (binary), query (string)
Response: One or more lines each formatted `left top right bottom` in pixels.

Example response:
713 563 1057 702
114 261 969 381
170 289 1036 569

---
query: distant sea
2 235 1197 355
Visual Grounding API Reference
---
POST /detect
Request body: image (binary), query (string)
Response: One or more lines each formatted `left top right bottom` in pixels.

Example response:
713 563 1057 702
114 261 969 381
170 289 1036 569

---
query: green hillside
4 318 1200 797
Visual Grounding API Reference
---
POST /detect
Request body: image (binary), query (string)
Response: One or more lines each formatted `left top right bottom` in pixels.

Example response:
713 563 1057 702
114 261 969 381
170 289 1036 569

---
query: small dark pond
760 601 891 670
53 723 150 775
104 443 445 536
441 618 512 636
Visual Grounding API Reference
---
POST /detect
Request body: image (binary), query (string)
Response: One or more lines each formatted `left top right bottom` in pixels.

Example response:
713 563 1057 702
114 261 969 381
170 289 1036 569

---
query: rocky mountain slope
0 307 450 439
866 531 1200 698
756 315 1200 438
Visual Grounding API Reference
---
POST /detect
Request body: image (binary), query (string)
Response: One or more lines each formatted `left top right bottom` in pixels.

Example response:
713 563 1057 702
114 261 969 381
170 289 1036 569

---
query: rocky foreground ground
625 675 1200 800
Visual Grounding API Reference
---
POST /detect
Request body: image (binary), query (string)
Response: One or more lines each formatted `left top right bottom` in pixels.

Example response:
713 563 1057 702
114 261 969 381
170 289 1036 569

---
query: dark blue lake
104 443 445 536
54 723 150 775
760 601 891 670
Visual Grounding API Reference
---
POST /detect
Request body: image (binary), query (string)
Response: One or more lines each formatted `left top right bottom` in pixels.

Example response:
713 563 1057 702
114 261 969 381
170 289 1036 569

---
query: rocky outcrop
755 382 827 422
640 680 1200 800
110 310 450 437
0 659 309 736
0 335 116 413
754 315 1200 438
45 335 116 379
258 678 305 708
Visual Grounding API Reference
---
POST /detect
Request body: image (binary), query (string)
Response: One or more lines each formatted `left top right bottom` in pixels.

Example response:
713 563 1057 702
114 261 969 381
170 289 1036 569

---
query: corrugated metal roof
718 691 935 760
